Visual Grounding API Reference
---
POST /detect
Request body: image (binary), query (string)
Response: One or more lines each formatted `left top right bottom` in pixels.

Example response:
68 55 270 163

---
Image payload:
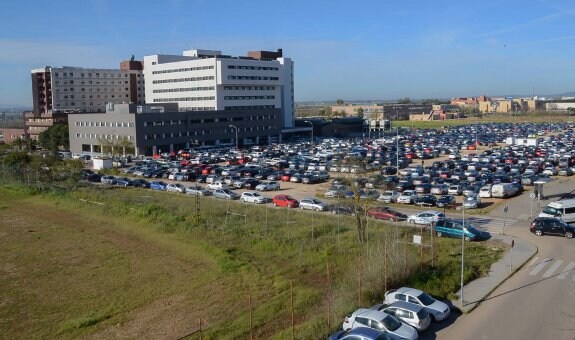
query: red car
272 195 299 208
367 206 407 222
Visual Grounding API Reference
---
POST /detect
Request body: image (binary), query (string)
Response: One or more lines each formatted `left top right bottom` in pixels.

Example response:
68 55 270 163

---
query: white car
407 211 445 225
370 301 431 332
397 190 417 204
255 181 280 191
378 190 400 203
384 287 451 322
463 195 481 209
166 183 186 193
207 181 228 190
478 185 492 198
342 308 418 340
240 191 267 204
299 198 328 211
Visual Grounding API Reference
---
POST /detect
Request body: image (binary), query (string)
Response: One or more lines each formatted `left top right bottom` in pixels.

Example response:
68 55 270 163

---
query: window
396 294 407 302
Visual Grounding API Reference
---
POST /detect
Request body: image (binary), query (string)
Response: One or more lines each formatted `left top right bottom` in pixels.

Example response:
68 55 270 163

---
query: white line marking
529 258 552 276
527 256 539 268
557 262 575 280
543 260 563 278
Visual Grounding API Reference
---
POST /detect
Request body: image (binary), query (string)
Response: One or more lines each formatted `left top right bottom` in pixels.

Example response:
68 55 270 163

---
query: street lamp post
460 203 465 308
304 120 313 146
395 127 400 172
229 124 238 150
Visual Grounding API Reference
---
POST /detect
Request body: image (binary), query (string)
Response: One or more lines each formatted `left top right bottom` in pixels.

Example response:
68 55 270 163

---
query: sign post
510 239 515 273
529 192 536 218
503 206 509 235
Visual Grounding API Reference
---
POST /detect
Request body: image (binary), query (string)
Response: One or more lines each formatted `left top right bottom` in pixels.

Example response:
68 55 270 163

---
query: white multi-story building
31 60 145 115
144 48 294 128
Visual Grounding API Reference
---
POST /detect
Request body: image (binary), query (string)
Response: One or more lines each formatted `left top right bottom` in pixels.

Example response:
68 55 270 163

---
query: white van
538 199 575 223
491 183 518 198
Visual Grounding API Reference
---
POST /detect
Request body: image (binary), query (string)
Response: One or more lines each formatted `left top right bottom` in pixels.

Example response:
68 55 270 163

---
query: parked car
478 185 492 198
436 195 456 208
185 185 212 196
384 287 451 322
132 179 150 188
397 190 417 204
370 301 431 332
150 181 168 191
255 181 280 191
207 181 228 190
430 184 449 195
377 190 400 203
166 183 186 193
328 327 391 340
242 178 261 190
433 219 489 241
325 185 349 198
113 177 134 187
100 175 116 185
412 194 437 207
342 309 418 340
367 206 407 222
462 195 481 209
407 211 445 225
213 188 240 200
447 185 462 195
530 217 575 238
272 194 299 208
330 204 356 216
240 191 267 204
299 198 328 211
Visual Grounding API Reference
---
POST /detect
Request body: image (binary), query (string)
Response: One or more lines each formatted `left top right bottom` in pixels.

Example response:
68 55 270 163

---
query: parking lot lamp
304 120 313 146
460 203 465 307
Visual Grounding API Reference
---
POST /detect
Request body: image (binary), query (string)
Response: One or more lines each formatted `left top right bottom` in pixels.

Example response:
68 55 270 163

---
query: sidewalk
451 233 537 313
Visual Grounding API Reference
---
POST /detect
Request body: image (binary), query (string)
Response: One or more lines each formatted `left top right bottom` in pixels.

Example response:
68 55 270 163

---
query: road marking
529 258 552 276
542 260 563 278
527 256 539 268
557 262 575 280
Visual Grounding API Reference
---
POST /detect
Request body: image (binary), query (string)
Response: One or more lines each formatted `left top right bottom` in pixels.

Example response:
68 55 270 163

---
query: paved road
433 176 575 340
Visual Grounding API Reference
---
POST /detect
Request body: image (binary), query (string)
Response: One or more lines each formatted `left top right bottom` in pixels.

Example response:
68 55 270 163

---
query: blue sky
1 0 575 106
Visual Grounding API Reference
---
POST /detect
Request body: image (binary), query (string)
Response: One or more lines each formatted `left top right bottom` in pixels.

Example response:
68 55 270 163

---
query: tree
38 124 69 152
1 152 31 168
336 99 345 105
356 107 365 119
398 97 412 104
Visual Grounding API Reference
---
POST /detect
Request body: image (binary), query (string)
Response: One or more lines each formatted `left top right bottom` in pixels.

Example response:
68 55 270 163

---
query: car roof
353 308 388 320
344 327 388 338
386 300 424 311
396 287 424 296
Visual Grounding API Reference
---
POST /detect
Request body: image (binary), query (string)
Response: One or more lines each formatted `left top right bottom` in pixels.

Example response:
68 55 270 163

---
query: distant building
0 128 25 144
545 102 575 111
143 48 294 129
478 98 543 113
68 103 282 157
329 104 384 119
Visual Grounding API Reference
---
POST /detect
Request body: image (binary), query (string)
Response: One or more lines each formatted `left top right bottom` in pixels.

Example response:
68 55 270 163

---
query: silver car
371 301 431 332
299 198 328 211
186 185 212 196
384 287 450 322
240 191 267 204
213 189 240 200
342 308 418 340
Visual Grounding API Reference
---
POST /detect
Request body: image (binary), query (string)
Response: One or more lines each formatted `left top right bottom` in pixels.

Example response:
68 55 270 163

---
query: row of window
74 121 135 128
227 65 279 71
223 86 276 91
179 106 216 112
152 76 215 84
142 125 277 140
56 87 131 92
223 96 275 100
55 80 133 85
54 72 133 78
151 65 214 74
152 86 215 93
227 76 279 81
75 133 134 141
224 105 275 110
142 114 276 127
152 96 215 103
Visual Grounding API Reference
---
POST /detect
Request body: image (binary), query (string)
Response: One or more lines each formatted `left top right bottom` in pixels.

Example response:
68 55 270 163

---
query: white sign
413 235 422 245
529 192 536 199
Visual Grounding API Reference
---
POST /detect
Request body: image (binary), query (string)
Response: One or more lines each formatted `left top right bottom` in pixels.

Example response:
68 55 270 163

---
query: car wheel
241 198 246 203
273 202 277 207
566 231 573 239
437 231 443 238
464 236 471 242
409 219 415 224
316 208 321 212
535 230 543 236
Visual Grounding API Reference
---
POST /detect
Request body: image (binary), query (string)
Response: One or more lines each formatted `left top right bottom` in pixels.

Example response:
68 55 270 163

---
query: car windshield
381 315 402 331
417 292 435 306
542 206 561 216
416 308 429 320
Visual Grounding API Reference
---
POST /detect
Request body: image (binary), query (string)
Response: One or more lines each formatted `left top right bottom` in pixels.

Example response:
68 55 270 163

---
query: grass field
0 185 504 339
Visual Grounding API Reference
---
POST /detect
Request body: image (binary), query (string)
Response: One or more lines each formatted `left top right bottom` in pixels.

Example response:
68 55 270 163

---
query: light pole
460 202 465 308
395 127 400 171
304 120 313 146
229 124 238 150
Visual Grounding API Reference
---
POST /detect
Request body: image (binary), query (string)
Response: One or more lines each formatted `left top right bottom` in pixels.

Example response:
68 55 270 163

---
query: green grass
0 184 505 339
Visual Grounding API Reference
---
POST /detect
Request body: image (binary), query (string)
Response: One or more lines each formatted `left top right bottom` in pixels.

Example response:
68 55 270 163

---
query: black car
132 179 150 188
413 194 437 207
530 217 575 238
330 204 355 216
242 178 261 189
436 195 456 208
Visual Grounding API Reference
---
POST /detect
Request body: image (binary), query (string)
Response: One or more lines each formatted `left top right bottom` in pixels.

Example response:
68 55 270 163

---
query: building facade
68 103 283 157
143 48 294 128
31 61 145 115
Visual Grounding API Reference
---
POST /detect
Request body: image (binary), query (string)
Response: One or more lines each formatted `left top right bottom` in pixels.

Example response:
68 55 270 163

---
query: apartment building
143 48 294 128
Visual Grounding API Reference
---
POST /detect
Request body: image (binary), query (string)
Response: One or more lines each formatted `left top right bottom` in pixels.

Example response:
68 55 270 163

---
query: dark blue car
328 327 390 340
